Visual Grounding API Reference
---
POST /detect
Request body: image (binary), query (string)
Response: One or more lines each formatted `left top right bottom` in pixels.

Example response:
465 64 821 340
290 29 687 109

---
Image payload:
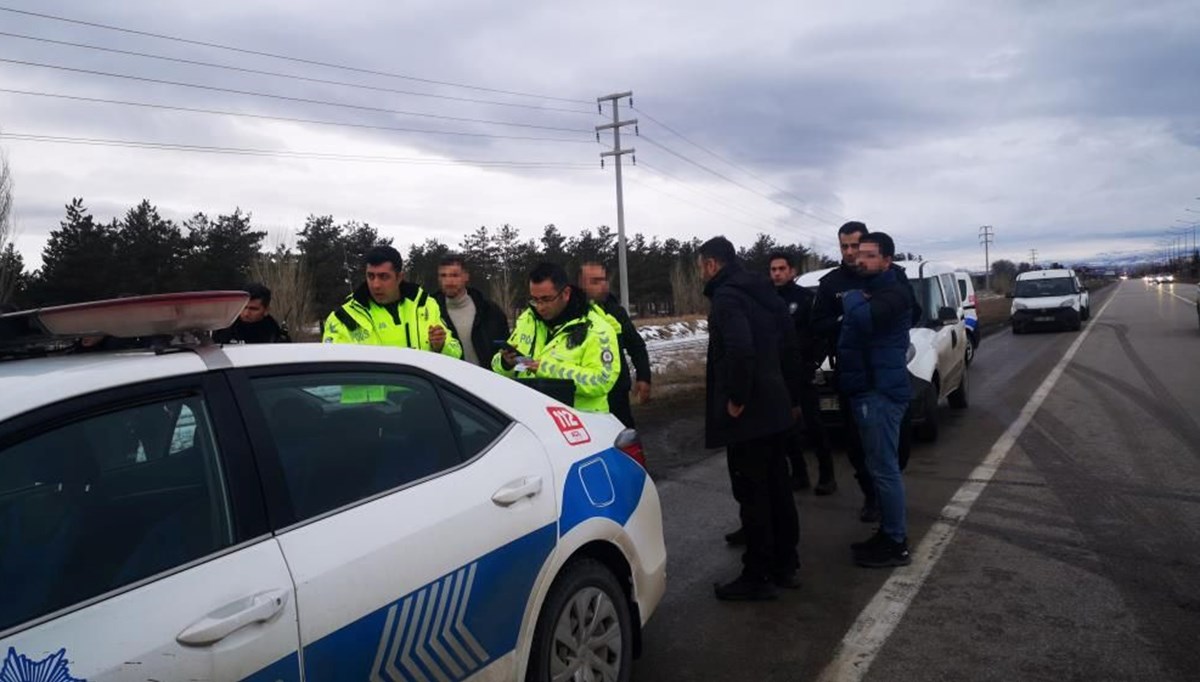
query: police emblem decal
601 349 614 364
789 302 799 314
1 647 85 682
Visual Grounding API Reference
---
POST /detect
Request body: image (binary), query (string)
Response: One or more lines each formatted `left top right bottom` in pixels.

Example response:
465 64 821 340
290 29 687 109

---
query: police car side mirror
937 306 958 324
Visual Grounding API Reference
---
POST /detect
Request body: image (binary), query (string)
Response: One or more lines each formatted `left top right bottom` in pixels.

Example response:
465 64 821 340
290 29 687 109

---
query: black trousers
608 387 635 428
726 432 800 579
840 394 912 504
785 383 834 481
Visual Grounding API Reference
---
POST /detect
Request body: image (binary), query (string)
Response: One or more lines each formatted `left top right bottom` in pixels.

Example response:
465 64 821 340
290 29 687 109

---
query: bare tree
0 147 16 304
669 259 706 315
250 236 316 340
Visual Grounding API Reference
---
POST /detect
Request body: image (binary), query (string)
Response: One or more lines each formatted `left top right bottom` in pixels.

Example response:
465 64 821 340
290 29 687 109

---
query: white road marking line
1163 289 1194 305
816 285 1122 682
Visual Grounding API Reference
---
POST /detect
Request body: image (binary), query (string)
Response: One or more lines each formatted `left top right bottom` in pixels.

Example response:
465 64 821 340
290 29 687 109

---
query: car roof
795 262 955 289
0 342 558 427
1015 268 1075 280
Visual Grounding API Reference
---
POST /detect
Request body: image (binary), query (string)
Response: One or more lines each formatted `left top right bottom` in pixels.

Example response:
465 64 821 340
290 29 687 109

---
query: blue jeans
851 392 907 542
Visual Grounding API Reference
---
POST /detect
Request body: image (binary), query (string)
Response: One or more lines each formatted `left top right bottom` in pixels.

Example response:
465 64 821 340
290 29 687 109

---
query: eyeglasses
529 289 564 306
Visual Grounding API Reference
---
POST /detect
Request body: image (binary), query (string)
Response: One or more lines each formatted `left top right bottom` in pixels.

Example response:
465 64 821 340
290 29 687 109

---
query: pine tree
31 198 120 304
113 200 186 294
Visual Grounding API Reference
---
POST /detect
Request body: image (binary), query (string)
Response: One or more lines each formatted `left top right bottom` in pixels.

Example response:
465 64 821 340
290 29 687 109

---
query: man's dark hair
364 245 404 272
767 250 796 269
438 253 467 270
838 221 869 239
244 283 272 307
698 236 738 266
529 262 569 290
579 260 607 273
860 232 896 258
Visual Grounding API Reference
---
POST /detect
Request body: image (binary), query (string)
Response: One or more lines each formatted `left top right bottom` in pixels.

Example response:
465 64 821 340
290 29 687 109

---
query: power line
633 105 852 226
639 133 839 232
0 30 597 116
0 132 596 168
0 88 595 144
0 5 593 105
0 57 593 133
624 174 769 236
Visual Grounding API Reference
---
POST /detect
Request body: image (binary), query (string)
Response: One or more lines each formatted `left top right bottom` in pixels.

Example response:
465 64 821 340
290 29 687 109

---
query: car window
0 396 233 632
940 274 961 308
251 372 464 522
442 389 509 458
1013 277 1076 297
957 278 969 301
916 275 946 323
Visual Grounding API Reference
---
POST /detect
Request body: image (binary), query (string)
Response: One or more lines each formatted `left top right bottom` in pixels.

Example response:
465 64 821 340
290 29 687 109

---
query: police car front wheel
528 557 633 682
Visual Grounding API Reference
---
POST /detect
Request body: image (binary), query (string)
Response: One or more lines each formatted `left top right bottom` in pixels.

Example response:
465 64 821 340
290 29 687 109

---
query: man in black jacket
701 237 803 601
213 283 291 344
579 261 652 428
769 251 836 495
811 222 918 523
433 254 510 368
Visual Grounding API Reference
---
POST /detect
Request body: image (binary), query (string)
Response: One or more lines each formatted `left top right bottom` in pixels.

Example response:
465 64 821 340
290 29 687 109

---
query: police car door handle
491 476 543 506
176 588 290 646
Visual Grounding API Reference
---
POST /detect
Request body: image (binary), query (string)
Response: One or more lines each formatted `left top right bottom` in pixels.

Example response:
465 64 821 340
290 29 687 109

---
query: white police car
0 293 665 682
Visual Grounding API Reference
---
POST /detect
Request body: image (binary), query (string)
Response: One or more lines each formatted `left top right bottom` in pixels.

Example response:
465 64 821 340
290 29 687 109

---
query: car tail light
615 428 646 467
968 293 977 306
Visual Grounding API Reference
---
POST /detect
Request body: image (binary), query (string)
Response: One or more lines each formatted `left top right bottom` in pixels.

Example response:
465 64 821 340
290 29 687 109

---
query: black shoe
771 570 802 590
850 529 888 554
714 574 778 601
814 477 838 496
724 527 746 546
858 503 881 523
854 535 912 568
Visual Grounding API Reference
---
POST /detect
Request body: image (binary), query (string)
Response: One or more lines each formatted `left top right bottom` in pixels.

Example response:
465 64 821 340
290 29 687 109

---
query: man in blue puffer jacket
837 232 915 568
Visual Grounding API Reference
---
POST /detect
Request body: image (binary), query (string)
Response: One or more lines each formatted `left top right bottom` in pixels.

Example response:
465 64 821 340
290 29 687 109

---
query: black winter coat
703 264 803 448
776 280 820 372
598 294 652 392
213 315 291 344
433 287 510 368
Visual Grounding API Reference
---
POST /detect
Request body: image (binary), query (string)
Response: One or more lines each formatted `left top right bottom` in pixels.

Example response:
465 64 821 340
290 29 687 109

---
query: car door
936 272 967 391
0 375 300 682
235 365 558 681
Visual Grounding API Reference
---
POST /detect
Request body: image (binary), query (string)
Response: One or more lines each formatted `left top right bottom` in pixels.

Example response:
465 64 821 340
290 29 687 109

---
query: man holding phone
323 245 463 359
492 262 621 414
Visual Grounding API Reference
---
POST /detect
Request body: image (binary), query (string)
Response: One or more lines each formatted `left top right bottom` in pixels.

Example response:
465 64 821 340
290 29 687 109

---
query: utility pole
596 92 637 311
978 225 994 292
1029 248 1038 268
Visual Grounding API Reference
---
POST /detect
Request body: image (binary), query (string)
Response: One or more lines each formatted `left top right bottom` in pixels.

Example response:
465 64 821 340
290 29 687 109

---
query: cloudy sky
1 0 1198 272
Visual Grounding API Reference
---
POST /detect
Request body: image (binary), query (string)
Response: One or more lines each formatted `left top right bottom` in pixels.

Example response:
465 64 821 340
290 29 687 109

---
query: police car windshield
1014 277 1076 298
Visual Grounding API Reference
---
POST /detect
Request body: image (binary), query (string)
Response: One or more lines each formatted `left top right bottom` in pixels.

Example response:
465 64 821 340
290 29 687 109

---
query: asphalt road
631 280 1200 681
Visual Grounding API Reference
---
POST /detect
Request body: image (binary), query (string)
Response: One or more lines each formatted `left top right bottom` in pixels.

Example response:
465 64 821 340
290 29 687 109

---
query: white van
954 271 980 364
1009 268 1090 333
798 261 970 442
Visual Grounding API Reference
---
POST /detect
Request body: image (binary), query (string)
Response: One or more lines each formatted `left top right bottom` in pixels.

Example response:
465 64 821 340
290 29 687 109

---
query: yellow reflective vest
323 282 462 359
491 301 620 413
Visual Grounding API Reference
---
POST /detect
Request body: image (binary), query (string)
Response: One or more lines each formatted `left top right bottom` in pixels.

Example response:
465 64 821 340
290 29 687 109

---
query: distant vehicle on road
1009 268 1090 333
800 261 970 442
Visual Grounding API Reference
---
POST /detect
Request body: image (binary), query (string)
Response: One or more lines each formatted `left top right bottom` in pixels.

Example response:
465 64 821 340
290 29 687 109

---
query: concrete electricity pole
979 225 994 292
596 92 637 310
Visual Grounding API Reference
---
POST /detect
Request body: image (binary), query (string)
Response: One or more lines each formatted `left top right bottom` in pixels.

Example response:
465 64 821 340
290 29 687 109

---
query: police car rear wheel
528 558 632 682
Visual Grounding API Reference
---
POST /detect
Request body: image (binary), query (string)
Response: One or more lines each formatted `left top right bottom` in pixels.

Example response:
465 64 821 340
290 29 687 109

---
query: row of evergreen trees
2 198 834 332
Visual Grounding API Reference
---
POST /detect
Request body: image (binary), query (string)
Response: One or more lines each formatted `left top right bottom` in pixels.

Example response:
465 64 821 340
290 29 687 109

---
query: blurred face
438 263 468 299
240 298 268 323
839 231 864 267
580 264 609 302
856 241 891 276
768 258 795 286
529 279 570 320
366 262 402 305
698 256 721 282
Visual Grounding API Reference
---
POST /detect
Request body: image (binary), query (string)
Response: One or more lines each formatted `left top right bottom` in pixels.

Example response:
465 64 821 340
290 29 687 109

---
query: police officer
323 245 463 358
768 251 836 495
579 261 652 427
492 262 620 414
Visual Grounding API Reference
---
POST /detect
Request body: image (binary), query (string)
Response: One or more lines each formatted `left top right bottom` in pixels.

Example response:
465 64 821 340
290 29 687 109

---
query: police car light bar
13 291 249 339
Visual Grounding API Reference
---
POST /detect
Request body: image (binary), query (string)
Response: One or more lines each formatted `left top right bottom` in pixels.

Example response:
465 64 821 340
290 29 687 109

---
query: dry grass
976 297 1010 328
634 313 707 328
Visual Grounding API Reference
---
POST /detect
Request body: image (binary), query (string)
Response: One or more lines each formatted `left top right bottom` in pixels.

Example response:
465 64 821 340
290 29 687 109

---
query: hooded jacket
490 288 620 413
322 281 463 358
836 268 914 403
811 262 920 368
703 263 803 448
433 286 510 368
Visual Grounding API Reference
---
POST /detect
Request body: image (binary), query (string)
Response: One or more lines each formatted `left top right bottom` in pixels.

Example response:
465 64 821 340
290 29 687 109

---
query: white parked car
954 271 980 364
0 293 665 682
799 261 970 442
1009 268 1090 333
